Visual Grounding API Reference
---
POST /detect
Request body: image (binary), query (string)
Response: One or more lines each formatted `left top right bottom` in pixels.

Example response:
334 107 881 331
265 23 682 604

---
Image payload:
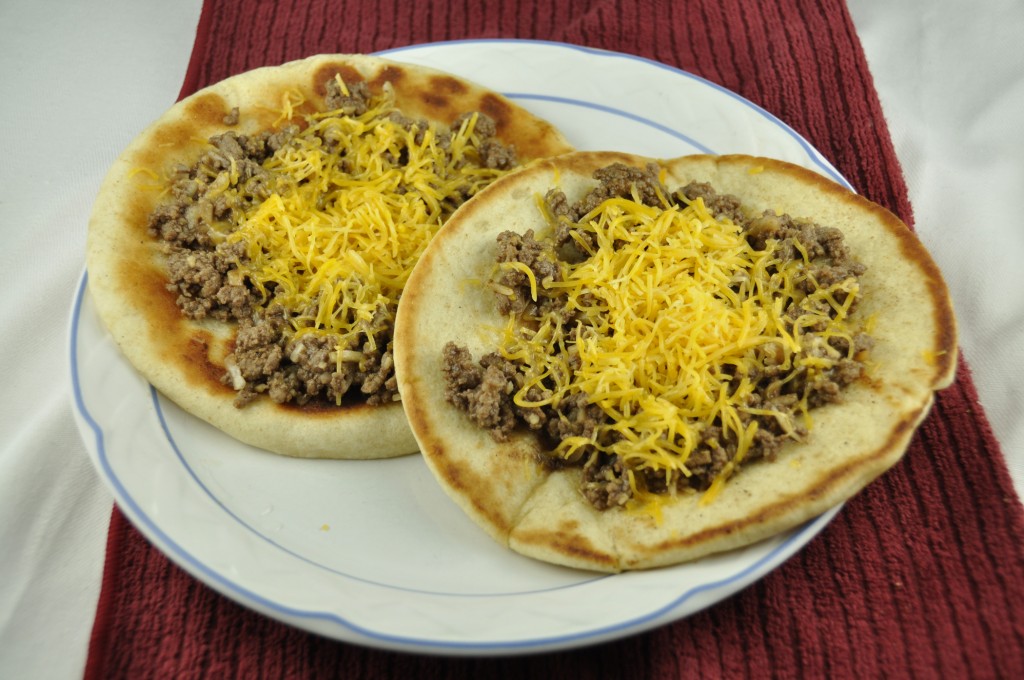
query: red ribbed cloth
85 1 1024 677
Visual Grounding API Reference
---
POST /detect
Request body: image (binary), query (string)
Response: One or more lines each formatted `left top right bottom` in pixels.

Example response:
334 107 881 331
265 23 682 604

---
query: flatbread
86 54 573 459
393 151 957 571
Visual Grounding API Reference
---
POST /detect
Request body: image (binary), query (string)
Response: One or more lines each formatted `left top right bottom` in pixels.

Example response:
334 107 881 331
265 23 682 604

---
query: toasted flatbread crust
393 151 957 570
86 54 573 459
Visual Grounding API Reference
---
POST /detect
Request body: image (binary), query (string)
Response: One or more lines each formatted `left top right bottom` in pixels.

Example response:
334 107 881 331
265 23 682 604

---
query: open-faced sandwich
393 151 957 571
86 54 573 459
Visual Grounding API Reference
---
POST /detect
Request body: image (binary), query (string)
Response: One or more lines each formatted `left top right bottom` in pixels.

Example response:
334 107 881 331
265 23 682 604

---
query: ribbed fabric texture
85 1 1024 677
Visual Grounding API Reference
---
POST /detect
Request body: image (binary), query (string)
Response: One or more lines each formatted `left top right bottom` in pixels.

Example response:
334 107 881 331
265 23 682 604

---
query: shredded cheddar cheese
495 191 867 506
209 83 508 380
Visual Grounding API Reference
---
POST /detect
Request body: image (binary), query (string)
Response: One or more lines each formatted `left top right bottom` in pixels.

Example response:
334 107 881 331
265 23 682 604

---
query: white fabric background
1 0 1020 677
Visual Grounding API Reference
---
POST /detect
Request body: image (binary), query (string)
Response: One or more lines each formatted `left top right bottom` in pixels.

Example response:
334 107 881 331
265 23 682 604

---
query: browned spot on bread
142 120 201 168
181 332 231 391
113 253 230 395
290 101 320 123
441 459 465 491
187 93 229 125
119 257 179 325
918 258 958 386
399 370 523 538
421 92 450 110
512 523 618 570
932 324 959 386
429 75 469 96
122 191 159 238
134 94 234 172
478 93 511 130
369 64 407 90
312 62 364 98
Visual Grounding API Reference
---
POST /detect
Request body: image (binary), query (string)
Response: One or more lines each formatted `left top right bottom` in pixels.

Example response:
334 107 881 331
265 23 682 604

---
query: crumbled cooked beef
149 201 206 247
492 229 562 315
453 111 497 138
165 241 248 319
265 124 299 153
442 342 482 396
227 311 386 408
235 315 284 379
229 310 287 406
442 341 608 446
211 131 247 161
442 165 873 508
543 391 606 452
829 332 874 356
546 188 573 220
477 139 517 170
545 190 596 262
449 112 516 169
165 249 219 318
678 181 744 222
442 342 518 440
263 368 298 404
542 164 666 260
214 283 253 318
288 335 339 400
582 455 632 510
572 162 666 217
495 229 546 268
358 344 398 405
745 212 868 297
324 78 371 115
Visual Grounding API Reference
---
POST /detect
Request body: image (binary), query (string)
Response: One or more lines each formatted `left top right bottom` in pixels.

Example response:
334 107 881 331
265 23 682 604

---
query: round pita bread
393 151 957 571
86 54 573 460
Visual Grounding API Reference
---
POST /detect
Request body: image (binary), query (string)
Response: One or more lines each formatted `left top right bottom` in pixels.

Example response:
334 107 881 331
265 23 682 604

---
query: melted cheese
497 192 865 505
214 83 507 372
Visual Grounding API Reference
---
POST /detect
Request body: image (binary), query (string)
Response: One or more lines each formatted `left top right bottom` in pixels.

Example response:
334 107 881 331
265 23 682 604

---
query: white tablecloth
1 0 1021 676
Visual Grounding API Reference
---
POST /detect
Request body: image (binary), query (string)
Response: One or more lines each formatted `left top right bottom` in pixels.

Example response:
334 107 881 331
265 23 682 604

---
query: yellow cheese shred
213 82 508 374
496 193 865 507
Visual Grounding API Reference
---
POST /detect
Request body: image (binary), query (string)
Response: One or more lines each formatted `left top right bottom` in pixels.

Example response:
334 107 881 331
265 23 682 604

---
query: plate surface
70 39 846 655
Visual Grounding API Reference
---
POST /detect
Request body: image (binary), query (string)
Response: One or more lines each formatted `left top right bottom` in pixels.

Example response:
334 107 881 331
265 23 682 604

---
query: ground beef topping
443 163 873 510
151 75 518 408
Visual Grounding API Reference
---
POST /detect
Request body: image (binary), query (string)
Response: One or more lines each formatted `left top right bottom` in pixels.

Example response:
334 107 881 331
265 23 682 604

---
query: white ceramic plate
70 39 847 656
